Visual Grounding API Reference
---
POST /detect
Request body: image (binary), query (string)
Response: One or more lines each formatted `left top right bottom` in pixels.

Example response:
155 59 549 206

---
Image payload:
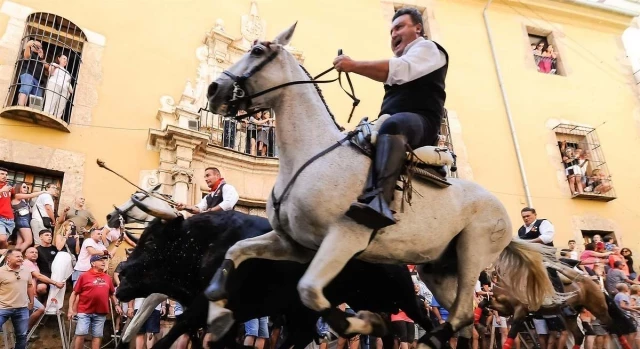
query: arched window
4 13 87 124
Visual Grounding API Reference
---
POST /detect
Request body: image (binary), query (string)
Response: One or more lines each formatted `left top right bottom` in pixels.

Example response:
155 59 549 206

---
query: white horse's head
207 23 299 115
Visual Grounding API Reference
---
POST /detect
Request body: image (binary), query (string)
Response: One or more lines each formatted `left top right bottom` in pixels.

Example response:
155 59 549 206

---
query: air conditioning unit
29 96 44 111
187 120 199 131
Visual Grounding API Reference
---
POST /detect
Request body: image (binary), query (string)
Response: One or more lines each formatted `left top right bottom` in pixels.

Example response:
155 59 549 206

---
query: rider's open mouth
393 37 402 50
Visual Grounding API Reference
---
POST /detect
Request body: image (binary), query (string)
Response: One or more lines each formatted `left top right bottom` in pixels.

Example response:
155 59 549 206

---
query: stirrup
346 195 396 229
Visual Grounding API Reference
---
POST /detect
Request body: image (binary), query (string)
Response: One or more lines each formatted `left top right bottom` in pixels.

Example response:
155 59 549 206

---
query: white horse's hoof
207 302 234 341
345 316 372 335
298 282 331 311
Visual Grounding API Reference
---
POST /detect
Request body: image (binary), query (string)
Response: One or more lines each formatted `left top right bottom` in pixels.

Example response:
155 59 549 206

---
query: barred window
4 13 87 123
553 124 615 201
0 161 64 210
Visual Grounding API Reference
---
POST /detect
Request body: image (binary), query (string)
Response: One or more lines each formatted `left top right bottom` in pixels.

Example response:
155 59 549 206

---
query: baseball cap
90 255 108 263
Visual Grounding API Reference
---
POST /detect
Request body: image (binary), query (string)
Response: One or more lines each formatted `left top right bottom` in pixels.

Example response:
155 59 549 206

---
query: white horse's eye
251 47 264 56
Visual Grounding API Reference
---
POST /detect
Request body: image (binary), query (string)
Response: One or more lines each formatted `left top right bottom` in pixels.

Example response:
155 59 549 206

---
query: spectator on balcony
222 112 238 150
533 41 545 59
622 248 637 280
575 148 589 185
267 112 277 157
176 167 239 214
61 196 98 232
560 141 583 195
11 182 45 252
585 169 613 194
17 39 49 107
256 110 273 157
244 110 258 155
44 53 73 118
30 183 58 246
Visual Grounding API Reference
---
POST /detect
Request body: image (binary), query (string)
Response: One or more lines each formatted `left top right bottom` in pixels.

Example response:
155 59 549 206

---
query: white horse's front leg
205 231 314 301
297 226 371 312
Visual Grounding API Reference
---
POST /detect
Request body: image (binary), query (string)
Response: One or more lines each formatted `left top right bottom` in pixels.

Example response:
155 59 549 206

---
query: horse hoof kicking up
204 259 234 301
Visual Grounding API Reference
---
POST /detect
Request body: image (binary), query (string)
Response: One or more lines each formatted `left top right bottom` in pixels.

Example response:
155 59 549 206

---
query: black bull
115 210 432 349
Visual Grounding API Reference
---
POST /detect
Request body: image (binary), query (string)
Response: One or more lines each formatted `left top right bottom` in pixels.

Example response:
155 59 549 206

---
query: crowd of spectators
2 164 639 349
558 141 613 196
531 40 559 75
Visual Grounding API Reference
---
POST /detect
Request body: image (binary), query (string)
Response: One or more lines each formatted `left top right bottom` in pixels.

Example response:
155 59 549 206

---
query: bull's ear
273 22 297 46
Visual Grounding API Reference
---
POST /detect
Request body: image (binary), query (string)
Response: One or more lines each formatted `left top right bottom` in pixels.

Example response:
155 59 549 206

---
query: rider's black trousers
377 112 439 149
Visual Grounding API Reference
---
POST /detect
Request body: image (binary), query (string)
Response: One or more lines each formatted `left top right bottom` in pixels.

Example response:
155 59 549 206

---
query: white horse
204 23 557 347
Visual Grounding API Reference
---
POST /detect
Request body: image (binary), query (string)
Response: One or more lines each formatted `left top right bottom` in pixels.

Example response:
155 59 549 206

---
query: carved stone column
171 166 194 204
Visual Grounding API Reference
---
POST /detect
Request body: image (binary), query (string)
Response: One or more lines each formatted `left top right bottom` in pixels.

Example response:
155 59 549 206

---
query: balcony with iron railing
197 108 278 159
0 13 86 132
553 124 616 202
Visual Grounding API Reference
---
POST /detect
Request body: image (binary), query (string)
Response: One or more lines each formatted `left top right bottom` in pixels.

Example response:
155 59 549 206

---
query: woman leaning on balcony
44 54 74 118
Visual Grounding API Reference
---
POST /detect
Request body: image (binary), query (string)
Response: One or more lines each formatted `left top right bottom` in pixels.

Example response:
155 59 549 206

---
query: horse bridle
219 46 360 122
112 191 156 226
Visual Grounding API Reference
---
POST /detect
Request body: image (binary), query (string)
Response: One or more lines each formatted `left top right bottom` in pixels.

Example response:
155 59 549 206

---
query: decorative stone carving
241 1 266 47
214 18 225 32
171 166 194 181
159 96 176 113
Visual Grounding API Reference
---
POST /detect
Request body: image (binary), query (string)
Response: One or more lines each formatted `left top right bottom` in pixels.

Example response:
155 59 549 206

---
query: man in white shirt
517 207 555 247
333 7 449 229
176 167 239 214
30 183 58 246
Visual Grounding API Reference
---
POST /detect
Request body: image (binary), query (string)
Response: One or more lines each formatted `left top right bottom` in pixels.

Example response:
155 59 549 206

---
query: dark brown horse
489 261 635 349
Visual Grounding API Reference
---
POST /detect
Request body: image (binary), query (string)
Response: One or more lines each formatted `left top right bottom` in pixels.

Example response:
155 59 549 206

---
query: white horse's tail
494 239 557 311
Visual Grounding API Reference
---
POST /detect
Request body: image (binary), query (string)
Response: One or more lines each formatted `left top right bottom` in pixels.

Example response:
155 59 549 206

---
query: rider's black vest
205 183 226 210
379 40 449 123
518 219 554 247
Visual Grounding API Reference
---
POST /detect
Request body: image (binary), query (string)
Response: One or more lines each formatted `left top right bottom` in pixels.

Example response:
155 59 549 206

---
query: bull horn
131 196 178 221
125 230 139 244
122 293 167 343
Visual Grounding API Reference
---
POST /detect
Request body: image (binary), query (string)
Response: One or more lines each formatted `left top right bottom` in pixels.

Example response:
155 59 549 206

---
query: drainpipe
483 0 534 207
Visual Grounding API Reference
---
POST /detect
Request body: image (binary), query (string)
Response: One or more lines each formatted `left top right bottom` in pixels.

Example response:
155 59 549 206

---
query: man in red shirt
0 167 15 249
68 255 121 349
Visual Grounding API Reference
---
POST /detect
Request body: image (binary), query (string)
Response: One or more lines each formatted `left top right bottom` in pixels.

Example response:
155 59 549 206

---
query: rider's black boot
345 134 406 229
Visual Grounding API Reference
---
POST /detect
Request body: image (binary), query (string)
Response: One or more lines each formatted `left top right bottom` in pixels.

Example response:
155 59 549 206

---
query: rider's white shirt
386 37 447 85
195 183 239 212
523 219 555 244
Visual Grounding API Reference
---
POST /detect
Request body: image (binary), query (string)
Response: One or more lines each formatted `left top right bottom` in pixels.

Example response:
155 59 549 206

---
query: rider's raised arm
386 39 446 85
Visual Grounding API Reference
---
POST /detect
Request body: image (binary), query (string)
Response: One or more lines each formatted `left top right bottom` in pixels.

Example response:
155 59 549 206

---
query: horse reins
221 48 360 123
215 47 364 227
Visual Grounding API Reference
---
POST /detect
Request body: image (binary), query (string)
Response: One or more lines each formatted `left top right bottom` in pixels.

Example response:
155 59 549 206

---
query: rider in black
333 8 448 230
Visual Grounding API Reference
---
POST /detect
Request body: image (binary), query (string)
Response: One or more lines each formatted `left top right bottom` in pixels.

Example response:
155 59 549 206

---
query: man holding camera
17 39 49 107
